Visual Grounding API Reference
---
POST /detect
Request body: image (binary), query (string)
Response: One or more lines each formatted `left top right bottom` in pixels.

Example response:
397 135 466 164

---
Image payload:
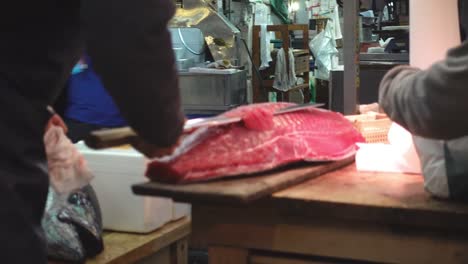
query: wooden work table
86 217 190 264
139 164 468 264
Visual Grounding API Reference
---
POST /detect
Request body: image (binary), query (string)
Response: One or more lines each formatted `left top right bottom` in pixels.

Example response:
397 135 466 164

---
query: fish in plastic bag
42 113 104 262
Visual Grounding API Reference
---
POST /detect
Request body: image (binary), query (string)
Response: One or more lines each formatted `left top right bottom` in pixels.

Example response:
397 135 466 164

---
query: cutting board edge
132 157 355 205
131 184 252 204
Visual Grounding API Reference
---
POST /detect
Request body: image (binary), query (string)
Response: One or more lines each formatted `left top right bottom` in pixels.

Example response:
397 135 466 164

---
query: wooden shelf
263 83 309 94
285 83 310 92
252 24 311 103
86 217 190 264
292 49 309 56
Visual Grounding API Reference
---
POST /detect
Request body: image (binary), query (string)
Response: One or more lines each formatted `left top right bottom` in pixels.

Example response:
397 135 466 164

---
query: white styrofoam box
173 202 191 221
76 142 175 233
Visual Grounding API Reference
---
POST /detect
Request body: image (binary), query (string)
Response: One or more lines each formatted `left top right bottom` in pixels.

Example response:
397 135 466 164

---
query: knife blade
85 103 325 149
183 103 325 131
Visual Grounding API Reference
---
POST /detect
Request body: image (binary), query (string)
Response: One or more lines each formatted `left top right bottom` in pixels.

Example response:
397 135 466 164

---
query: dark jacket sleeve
379 41 468 140
80 0 184 147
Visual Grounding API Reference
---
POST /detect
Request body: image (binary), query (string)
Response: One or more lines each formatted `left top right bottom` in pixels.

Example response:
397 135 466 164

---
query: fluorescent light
290 2 299 12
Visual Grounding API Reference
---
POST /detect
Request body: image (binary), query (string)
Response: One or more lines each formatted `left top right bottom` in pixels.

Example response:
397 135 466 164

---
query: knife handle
85 127 137 149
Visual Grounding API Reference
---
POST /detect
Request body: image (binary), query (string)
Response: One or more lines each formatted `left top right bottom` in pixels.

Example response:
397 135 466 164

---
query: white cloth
332 5 342 40
273 48 287 91
273 48 297 91
260 24 273 70
287 49 297 87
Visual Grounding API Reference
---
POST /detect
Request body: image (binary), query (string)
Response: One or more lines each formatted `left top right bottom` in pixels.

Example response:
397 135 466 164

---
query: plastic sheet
44 117 93 195
309 23 338 80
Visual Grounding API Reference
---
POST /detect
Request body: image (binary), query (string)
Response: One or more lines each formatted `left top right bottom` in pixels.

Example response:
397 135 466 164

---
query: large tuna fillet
146 102 364 183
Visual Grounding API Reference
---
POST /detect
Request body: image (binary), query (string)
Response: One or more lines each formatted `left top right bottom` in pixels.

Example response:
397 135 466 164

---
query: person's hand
130 118 187 158
45 114 68 133
130 136 183 159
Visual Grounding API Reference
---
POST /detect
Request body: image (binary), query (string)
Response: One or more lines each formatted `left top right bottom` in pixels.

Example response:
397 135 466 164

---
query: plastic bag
43 113 103 262
309 22 338 80
44 116 93 195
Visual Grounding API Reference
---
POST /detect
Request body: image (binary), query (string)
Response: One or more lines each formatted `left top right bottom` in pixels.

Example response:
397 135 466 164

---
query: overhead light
290 2 299 12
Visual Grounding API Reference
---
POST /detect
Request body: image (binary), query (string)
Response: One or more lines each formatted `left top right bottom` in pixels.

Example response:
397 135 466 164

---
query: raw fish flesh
147 102 364 183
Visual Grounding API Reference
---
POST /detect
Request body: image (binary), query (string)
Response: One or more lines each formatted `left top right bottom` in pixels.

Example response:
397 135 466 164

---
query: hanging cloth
273 48 297 91
287 49 297 87
260 24 273 69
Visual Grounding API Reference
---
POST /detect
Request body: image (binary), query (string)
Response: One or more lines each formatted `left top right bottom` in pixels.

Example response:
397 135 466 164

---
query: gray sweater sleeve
80 0 185 147
379 41 468 140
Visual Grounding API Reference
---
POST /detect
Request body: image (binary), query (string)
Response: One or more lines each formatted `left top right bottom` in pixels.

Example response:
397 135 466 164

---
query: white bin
76 142 191 233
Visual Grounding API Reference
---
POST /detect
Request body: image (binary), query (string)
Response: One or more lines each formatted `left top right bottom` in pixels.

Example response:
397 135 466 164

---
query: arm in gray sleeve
80 0 185 147
379 41 468 140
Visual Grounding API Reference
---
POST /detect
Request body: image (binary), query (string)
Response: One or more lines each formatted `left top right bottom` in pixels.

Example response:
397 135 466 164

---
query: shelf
265 24 310 32
266 83 309 93
292 49 310 56
252 24 311 103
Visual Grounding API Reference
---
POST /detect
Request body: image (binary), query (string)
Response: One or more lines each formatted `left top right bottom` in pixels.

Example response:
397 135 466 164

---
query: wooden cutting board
132 157 354 204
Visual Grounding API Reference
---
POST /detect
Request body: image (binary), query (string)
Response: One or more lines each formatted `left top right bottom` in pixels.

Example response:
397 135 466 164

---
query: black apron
0 77 50 263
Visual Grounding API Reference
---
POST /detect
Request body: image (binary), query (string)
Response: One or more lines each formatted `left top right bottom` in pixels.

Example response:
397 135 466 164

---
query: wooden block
208 246 249 264
294 55 310 74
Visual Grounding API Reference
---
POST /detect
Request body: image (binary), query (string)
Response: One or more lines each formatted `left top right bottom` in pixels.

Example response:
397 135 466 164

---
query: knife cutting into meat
84 103 325 149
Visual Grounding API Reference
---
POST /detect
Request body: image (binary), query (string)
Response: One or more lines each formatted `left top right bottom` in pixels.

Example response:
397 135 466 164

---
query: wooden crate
294 54 309 74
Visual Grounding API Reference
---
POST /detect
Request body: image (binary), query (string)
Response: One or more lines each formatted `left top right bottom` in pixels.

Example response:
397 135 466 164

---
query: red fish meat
146 102 365 183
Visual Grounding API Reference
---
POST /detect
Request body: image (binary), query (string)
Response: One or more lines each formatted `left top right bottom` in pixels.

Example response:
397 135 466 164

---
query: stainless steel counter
179 70 247 115
359 52 409 62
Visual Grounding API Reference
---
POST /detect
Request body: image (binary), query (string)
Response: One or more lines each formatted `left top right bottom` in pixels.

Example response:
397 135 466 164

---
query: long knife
85 103 324 149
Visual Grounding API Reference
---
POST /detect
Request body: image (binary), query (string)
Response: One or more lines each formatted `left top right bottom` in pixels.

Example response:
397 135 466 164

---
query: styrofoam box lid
76 141 148 176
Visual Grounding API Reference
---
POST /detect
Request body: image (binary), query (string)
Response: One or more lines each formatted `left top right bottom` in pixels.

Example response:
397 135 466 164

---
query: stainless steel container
179 70 247 115
176 58 194 72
